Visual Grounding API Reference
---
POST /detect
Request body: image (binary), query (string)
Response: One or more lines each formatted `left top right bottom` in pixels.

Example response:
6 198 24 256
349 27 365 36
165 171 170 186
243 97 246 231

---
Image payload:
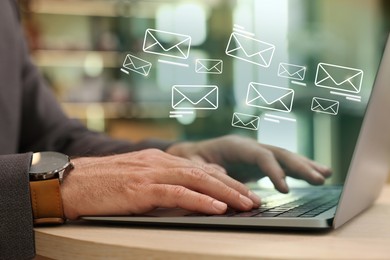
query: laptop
83 2 390 229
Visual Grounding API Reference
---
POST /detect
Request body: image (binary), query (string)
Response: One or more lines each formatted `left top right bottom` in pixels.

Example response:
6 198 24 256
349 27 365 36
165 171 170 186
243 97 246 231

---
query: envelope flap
250 83 293 104
197 60 222 70
280 64 305 76
146 29 191 52
231 33 275 58
124 55 133 66
318 63 363 85
125 55 150 69
173 86 217 105
314 98 338 110
233 113 259 126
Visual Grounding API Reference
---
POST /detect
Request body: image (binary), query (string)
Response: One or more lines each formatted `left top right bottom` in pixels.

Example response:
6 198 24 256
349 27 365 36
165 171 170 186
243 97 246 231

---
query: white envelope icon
315 63 364 93
172 85 218 110
143 29 191 59
225 32 275 67
122 54 152 76
195 59 223 74
278 63 306 80
311 97 339 115
246 82 294 112
231 113 260 131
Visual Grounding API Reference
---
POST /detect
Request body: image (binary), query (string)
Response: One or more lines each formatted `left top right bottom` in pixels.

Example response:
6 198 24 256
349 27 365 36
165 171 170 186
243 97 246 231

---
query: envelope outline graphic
246 82 295 112
122 54 152 76
225 32 275 67
278 63 306 80
311 97 339 115
172 85 218 110
231 112 260 131
143 29 191 59
195 59 223 74
315 63 364 93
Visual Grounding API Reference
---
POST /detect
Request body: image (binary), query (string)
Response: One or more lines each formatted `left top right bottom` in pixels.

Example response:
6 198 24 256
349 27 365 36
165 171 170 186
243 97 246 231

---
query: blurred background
19 0 390 186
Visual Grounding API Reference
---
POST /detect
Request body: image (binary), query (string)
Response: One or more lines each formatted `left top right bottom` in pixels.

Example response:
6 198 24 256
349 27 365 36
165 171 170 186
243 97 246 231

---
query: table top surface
35 185 390 260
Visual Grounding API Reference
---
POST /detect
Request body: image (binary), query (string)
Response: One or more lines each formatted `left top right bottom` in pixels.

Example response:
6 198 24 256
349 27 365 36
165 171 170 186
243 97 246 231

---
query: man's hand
166 135 332 193
61 149 260 220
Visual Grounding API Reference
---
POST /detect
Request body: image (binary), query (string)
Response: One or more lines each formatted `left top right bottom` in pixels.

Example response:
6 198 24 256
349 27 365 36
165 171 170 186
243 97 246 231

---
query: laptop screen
119 0 389 187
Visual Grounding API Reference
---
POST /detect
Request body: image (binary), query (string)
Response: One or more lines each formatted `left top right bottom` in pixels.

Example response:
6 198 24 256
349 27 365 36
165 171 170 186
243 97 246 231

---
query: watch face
30 152 71 180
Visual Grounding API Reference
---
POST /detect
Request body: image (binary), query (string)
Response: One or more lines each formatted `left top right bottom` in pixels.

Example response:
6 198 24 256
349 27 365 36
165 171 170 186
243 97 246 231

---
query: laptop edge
333 34 390 229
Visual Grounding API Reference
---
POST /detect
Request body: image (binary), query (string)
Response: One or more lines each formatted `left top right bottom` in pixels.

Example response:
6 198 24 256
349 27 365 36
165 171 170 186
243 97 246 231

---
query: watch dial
30 152 70 175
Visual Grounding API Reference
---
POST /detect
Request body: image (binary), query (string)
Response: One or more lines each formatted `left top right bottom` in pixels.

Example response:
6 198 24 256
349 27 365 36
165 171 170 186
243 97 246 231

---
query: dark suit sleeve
0 2 35 259
17 43 172 156
15 18 172 157
0 153 35 260
0 0 172 259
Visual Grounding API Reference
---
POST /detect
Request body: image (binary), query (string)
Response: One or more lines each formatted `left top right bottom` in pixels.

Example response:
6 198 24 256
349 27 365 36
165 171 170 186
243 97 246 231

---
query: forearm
23 117 175 156
17 43 173 156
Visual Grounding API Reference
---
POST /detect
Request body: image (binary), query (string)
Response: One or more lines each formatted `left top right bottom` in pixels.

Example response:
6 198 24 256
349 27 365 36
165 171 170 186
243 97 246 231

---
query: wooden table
35 185 390 259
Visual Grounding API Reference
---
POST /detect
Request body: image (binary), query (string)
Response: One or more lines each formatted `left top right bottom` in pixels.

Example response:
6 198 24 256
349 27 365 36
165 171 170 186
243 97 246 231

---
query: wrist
60 157 85 220
29 152 73 225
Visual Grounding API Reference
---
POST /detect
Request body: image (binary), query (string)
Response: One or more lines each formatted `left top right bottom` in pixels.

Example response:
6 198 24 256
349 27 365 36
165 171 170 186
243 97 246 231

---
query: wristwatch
29 152 74 225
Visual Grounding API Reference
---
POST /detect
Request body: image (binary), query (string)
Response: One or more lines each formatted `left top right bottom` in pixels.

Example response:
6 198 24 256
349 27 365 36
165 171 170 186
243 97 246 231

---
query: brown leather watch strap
29 178 65 225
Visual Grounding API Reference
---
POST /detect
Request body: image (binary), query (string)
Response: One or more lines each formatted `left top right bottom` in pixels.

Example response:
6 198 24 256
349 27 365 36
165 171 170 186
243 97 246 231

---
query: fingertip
277 179 289 194
239 194 254 210
314 163 333 178
310 170 326 185
322 168 333 178
212 200 227 213
248 191 261 207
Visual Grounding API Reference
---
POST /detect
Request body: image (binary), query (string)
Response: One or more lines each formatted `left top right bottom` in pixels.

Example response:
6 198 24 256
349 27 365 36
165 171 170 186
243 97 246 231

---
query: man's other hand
166 135 332 193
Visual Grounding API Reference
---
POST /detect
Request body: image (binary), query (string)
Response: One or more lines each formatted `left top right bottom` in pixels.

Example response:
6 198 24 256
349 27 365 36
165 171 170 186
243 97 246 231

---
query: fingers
267 146 332 185
231 143 289 193
206 163 228 175
253 149 289 193
183 151 228 175
194 163 261 208
207 169 261 206
306 159 333 178
187 155 207 163
218 136 330 192
167 136 332 197
147 184 228 214
153 166 256 211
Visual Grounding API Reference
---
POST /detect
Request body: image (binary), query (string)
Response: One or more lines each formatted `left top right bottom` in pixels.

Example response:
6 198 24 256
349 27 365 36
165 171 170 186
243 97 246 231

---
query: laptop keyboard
204 186 342 218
